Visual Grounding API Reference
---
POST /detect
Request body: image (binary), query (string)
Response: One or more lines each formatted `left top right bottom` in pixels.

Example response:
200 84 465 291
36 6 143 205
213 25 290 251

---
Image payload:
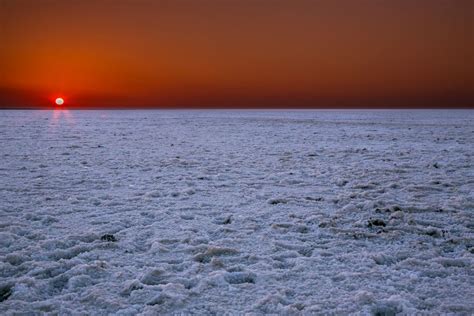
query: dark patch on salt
368 219 386 227
305 196 323 201
268 198 288 205
319 222 329 228
215 215 232 225
425 228 443 238
0 284 12 302
376 206 402 213
101 234 117 242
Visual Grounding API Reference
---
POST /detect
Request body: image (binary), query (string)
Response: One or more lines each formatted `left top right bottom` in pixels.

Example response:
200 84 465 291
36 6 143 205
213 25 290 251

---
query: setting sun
55 98 64 106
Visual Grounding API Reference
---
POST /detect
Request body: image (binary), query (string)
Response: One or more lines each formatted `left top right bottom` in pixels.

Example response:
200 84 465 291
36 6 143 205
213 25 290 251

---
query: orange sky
0 0 472 108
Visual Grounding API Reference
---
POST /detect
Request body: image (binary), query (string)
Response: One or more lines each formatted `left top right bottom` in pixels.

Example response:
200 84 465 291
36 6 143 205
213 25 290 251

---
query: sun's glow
55 97 64 105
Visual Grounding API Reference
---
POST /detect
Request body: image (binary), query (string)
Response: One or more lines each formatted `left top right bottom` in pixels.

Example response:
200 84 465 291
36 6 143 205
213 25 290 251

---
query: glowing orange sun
55 98 64 106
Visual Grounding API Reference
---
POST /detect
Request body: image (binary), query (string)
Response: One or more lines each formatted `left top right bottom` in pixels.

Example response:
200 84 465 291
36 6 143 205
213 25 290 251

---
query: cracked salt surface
0 110 473 314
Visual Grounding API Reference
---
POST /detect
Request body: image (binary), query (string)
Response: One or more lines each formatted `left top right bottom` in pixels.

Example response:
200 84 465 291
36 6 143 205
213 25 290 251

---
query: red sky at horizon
0 0 473 108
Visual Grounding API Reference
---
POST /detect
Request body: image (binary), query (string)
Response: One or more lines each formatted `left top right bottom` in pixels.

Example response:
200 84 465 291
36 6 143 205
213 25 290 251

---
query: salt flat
0 110 473 314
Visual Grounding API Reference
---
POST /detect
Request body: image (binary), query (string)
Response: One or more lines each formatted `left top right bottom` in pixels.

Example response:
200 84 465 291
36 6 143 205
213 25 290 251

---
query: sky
0 0 472 109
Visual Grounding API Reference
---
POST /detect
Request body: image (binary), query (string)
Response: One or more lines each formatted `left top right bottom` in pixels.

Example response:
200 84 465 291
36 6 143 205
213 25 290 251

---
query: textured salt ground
0 110 473 314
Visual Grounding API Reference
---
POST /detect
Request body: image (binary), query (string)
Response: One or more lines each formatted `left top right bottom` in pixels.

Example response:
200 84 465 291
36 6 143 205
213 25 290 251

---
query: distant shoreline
1 107 473 110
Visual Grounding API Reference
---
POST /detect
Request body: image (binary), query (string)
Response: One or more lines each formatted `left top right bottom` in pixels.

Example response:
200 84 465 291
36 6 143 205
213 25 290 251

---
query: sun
55 97 64 106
